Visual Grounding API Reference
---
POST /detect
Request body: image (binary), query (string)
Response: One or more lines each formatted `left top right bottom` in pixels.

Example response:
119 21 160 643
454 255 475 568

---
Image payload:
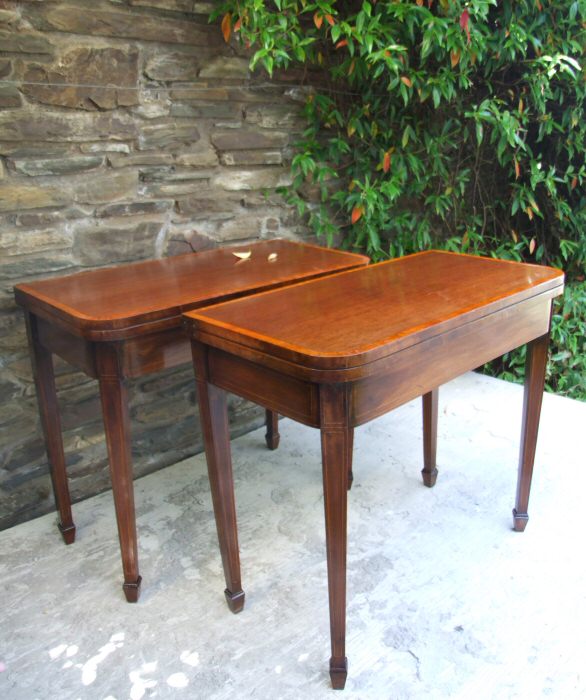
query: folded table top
183 250 564 373
14 239 368 341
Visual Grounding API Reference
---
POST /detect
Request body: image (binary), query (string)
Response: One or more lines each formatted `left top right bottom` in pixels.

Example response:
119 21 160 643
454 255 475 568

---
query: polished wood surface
14 239 368 340
15 240 368 602
185 251 563 689
186 251 562 371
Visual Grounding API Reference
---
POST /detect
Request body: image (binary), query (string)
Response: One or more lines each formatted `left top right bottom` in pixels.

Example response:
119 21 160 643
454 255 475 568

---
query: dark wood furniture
183 251 564 689
14 239 368 602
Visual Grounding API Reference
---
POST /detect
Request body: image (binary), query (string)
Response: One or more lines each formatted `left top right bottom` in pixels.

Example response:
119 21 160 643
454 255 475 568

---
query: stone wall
0 0 310 529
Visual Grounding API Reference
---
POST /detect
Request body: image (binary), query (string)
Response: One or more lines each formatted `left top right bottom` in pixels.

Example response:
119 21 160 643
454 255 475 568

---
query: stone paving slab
1 372 585 699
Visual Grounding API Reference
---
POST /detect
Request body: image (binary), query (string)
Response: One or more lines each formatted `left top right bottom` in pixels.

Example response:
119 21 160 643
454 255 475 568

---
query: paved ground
1 372 585 700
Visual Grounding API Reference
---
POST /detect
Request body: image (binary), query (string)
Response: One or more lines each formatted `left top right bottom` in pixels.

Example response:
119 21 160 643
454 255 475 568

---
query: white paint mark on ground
129 661 158 700
297 653 309 663
180 651 199 667
167 672 189 688
66 645 78 657
49 644 68 660
81 633 125 686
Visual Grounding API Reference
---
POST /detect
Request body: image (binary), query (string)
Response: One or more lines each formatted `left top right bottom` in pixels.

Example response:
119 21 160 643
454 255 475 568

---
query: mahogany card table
14 239 368 602
183 250 564 689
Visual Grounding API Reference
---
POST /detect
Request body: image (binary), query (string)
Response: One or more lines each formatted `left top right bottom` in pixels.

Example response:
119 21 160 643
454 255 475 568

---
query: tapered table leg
422 388 439 487
194 362 244 613
97 344 141 603
513 333 550 532
347 428 354 491
320 385 350 690
25 312 76 544
265 409 280 450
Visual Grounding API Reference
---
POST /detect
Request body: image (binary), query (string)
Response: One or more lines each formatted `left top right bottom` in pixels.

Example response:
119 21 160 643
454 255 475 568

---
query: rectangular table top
14 239 368 340
184 251 564 372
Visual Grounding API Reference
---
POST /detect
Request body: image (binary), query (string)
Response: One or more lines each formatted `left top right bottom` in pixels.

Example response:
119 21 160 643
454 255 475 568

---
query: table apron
351 294 553 426
206 346 320 427
122 327 191 378
36 315 97 378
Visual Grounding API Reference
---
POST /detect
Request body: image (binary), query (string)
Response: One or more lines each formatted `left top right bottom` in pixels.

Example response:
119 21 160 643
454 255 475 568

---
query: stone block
9 156 104 177
0 312 26 353
0 181 70 213
171 102 242 120
245 104 304 129
0 376 24 404
145 54 206 82
26 5 219 47
0 434 46 473
95 200 173 219
131 99 171 120
80 143 131 154
175 195 238 217
220 150 282 166
73 171 138 206
0 170 137 213
211 129 288 151
15 207 88 228
218 215 265 241
165 230 217 256
0 8 18 24
192 2 216 13
0 60 11 79
0 30 53 56
0 87 22 109
0 251 74 279
0 110 136 143
22 47 139 111
169 85 230 101
108 153 174 168
138 122 200 150
140 179 211 198
129 0 194 12
0 229 73 257
72 219 164 266
213 168 292 191
0 144 76 161
199 57 249 79
175 146 219 167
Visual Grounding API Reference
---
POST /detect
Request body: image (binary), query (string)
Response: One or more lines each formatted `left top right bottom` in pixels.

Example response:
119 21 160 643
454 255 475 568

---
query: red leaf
450 50 460 68
382 151 391 173
400 76 413 87
571 176 578 190
529 238 536 254
514 158 520 180
221 12 231 43
325 14 335 26
234 17 242 32
459 9 470 44
314 12 323 29
351 206 364 224
336 39 348 49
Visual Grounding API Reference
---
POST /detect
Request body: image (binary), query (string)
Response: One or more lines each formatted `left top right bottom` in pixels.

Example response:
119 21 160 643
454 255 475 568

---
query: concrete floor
1 372 585 700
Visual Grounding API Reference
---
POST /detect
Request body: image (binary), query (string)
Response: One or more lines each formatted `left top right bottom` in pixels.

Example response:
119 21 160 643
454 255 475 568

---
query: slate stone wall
0 0 310 529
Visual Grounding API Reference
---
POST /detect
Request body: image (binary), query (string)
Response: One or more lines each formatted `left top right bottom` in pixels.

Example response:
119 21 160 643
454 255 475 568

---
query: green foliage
488 281 586 400
212 0 586 399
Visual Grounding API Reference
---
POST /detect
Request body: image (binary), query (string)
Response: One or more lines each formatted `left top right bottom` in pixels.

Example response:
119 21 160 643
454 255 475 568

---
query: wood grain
185 251 563 371
15 240 368 341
